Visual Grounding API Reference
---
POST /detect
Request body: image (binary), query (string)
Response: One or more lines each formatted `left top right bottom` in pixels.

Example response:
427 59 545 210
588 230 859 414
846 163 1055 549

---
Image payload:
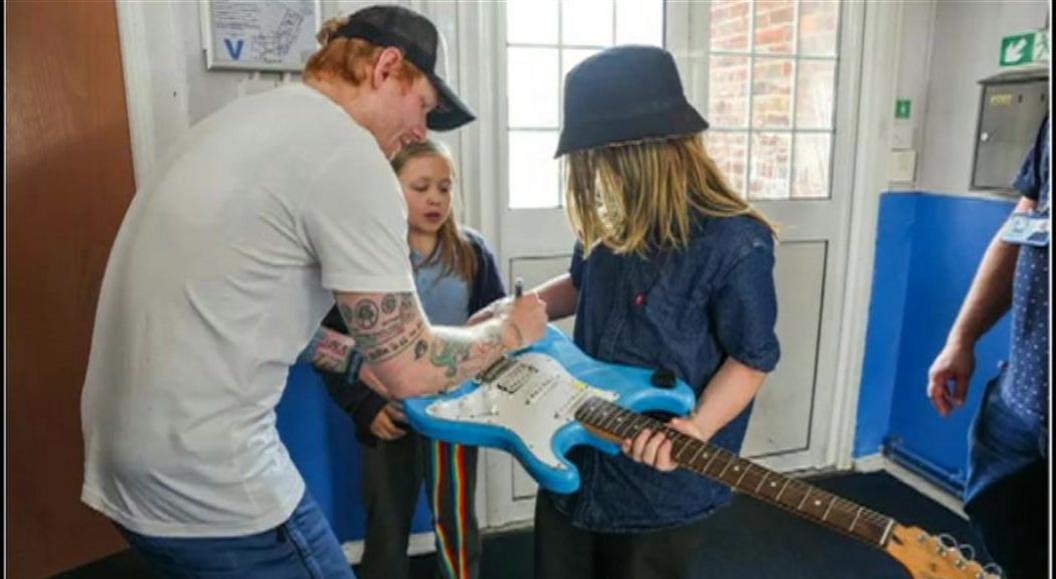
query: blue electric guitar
405 325 1001 579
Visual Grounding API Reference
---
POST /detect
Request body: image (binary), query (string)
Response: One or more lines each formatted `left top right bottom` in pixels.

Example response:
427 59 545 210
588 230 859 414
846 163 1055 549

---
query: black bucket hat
555 45 708 158
335 5 475 131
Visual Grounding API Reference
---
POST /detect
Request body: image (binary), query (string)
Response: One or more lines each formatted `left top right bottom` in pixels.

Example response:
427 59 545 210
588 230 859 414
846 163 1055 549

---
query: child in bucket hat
481 45 783 579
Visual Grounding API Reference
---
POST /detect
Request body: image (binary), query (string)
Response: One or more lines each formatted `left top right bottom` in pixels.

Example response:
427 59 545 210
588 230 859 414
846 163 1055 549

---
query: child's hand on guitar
621 417 706 472
370 403 409 441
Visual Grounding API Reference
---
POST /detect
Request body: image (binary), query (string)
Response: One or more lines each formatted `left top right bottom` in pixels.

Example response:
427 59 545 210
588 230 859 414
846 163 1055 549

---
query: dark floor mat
56 471 999 579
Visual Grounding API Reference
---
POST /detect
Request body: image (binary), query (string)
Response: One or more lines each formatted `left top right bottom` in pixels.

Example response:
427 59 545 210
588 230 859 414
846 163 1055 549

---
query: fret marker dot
733 466 739 471
771 482 777 487
814 500 822 506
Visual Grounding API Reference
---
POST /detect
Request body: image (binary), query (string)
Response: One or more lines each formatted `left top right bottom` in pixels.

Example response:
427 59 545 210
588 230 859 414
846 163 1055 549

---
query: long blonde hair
391 141 478 282
565 134 777 257
304 15 423 87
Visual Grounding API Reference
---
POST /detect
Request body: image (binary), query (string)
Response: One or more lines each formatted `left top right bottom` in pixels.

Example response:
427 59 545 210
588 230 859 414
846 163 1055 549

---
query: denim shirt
545 214 780 533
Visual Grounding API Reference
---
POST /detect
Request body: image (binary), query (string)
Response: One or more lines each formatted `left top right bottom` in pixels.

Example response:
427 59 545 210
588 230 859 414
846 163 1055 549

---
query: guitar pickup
495 364 540 394
476 356 518 384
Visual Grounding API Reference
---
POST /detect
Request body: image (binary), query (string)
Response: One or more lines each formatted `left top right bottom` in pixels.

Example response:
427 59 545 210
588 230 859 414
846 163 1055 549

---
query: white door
473 0 867 529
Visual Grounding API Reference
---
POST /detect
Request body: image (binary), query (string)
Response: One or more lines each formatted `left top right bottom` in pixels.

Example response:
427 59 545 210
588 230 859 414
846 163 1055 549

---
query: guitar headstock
884 524 1003 579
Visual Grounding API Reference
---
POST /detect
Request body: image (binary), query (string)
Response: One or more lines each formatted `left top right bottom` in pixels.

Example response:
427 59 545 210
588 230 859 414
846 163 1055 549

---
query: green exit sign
895 99 911 119
1001 29 1050 67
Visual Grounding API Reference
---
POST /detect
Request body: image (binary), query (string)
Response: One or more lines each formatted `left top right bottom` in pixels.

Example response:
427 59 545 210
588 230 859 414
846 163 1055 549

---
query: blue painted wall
855 191 1015 491
275 364 433 543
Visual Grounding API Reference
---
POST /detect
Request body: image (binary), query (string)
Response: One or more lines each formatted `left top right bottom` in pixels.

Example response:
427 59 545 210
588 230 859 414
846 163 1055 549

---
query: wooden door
7 1 137 576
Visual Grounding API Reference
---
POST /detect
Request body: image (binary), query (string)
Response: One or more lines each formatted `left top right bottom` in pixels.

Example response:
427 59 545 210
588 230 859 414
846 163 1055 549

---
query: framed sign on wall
201 0 322 72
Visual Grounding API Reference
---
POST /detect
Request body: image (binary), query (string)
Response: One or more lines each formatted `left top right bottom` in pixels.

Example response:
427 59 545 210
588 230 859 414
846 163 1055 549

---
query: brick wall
706 0 839 200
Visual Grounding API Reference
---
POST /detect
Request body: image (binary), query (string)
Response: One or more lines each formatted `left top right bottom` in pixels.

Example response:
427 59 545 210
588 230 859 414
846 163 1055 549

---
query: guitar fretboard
574 397 896 548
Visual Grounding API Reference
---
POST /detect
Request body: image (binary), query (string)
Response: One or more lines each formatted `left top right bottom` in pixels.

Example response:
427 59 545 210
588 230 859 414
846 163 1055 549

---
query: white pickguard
423 353 619 470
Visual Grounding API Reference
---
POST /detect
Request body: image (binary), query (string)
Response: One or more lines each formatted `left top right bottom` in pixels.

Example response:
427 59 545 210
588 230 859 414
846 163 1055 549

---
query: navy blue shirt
1003 116 1050 431
546 213 780 532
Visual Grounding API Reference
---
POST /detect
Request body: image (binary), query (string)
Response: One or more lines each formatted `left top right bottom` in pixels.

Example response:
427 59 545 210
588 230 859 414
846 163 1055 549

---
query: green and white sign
1000 29 1050 67
895 99 911 120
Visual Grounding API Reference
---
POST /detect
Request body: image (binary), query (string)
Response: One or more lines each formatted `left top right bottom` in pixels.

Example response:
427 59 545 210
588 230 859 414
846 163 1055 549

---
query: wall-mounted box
970 68 1048 192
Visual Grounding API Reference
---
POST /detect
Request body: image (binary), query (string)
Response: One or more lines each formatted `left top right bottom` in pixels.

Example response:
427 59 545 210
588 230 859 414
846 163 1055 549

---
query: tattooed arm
302 325 357 373
334 290 547 399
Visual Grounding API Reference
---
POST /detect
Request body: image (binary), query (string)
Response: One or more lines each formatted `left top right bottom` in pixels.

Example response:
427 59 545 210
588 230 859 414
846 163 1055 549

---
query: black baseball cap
335 5 475 131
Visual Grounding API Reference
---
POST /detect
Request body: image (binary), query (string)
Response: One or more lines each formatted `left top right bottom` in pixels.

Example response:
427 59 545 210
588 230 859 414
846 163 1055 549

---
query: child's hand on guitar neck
621 417 707 473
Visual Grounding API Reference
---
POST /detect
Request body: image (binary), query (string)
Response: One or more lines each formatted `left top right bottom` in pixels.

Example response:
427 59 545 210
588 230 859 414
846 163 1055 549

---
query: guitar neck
575 398 897 549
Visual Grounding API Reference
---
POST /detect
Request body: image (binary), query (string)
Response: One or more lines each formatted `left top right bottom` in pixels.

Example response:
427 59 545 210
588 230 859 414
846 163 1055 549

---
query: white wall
915 0 1048 194
117 0 479 225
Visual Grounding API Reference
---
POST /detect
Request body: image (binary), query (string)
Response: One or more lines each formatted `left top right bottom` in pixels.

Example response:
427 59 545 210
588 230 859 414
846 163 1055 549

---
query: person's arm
334 290 547 399
927 196 1034 416
535 274 579 321
301 325 358 373
368 403 409 442
624 357 768 471
689 358 768 440
468 273 579 325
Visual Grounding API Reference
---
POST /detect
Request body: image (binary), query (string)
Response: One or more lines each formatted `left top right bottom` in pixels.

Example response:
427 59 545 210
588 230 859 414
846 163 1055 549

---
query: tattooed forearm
429 340 471 378
338 292 425 363
335 291 515 396
305 327 356 372
429 322 506 384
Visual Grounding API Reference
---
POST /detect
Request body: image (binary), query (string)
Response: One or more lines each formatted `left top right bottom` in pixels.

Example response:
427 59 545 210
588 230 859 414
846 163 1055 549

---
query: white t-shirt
80 84 415 537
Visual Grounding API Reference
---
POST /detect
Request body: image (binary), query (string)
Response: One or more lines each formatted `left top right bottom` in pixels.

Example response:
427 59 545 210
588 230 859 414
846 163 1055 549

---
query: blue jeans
117 490 355 578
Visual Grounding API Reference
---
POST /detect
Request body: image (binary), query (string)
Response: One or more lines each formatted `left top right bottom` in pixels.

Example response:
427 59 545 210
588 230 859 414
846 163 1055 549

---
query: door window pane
710 0 751 52
509 131 561 209
708 55 750 128
754 0 796 54
506 0 559 44
793 133 831 199
707 0 842 200
705 131 749 195
507 48 559 128
752 58 795 129
795 59 836 129
506 0 664 209
749 132 792 200
799 0 840 56
615 0 663 46
561 0 614 46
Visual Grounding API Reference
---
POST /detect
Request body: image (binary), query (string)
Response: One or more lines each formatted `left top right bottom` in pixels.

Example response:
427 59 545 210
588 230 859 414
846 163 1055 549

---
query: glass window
707 0 841 200
505 0 665 209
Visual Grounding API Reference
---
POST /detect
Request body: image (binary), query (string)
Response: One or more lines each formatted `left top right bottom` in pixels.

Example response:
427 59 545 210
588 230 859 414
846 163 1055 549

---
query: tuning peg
936 533 957 555
982 562 1004 578
949 543 976 570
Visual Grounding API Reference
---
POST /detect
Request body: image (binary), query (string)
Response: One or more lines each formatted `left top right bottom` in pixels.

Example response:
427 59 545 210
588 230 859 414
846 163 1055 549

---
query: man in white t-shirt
80 6 546 577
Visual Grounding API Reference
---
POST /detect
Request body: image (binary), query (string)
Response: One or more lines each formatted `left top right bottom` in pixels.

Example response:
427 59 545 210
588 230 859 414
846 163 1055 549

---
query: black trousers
965 459 1049 579
533 492 714 579
358 433 481 579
